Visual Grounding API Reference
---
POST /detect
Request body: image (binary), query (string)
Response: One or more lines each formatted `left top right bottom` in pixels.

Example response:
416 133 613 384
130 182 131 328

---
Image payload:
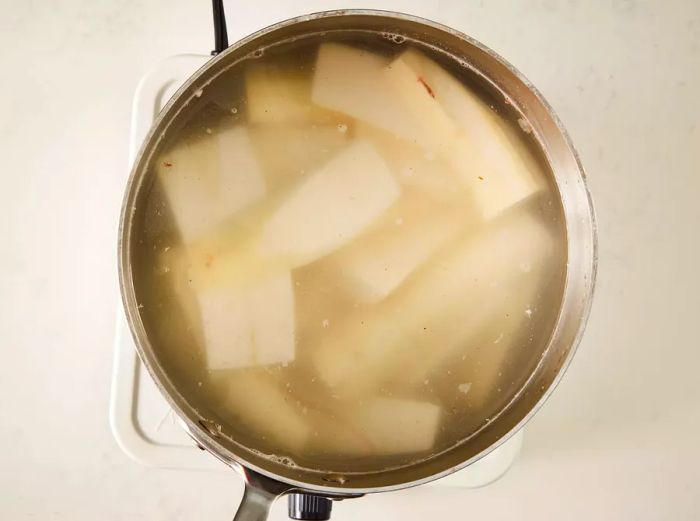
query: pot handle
233 468 290 521
232 467 337 521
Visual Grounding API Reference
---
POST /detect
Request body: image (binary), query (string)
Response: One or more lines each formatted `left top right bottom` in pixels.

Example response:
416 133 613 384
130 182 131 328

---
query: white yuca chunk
354 123 462 203
244 274 296 366
328 196 467 303
197 288 250 367
246 65 310 123
450 274 542 408
159 127 295 369
331 216 455 303
353 398 441 455
303 398 440 456
158 126 266 243
249 123 348 187
312 212 552 393
386 49 543 219
325 125 470 303
246 63 351 125
256 139 401 267
224 370 309 453
450 116 543 221
163 240 296 371
302 408 375 456
312 43 436 148
398 249 546 388
383 55 459 155
199 274 295 370
162 247 203 335
185 140 400 289
397 213 551 381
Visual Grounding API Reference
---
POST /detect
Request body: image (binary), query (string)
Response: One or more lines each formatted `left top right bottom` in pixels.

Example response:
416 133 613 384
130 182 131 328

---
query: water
130 30 566 475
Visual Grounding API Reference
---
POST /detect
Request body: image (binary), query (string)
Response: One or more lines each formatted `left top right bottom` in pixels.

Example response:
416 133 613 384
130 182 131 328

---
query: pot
118 9 597 520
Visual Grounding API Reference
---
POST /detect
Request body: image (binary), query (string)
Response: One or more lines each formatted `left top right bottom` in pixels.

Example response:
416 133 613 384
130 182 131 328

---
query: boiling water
131 31 566 475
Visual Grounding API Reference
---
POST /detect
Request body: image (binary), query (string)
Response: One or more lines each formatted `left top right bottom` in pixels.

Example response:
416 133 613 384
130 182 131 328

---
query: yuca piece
326 193 469 303
312 212 552 394
249 123 349 188
158 126 295 369
246 63 351 125
187 140 401 289
386 49 544 219
220 370 440 457
313 44 541 219
223 370 309 453
354 123 462 203
353 397 441 455
398 255 545 393
306 397 441 456
302 407 375 457
448 274 542 408
157 125 266 243
246 64 309 123
312 43 439 149
258 140 400 263
163 235 296 373
197 274 295 369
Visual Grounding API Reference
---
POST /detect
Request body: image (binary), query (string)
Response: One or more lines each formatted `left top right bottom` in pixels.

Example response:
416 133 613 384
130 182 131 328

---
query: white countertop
1 1 699 519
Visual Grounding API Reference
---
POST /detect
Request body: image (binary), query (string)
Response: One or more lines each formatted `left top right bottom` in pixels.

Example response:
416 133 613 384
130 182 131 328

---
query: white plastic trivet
109 54 523 486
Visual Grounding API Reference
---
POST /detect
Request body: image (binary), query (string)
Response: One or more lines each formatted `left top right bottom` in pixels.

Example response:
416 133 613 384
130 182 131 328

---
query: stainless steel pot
118 9 597 520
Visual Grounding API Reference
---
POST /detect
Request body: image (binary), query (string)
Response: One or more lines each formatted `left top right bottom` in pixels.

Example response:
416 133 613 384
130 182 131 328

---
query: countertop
1 0 699 519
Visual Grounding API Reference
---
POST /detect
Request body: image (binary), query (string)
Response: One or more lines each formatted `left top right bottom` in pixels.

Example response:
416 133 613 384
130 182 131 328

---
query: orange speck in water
417 76 435 98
